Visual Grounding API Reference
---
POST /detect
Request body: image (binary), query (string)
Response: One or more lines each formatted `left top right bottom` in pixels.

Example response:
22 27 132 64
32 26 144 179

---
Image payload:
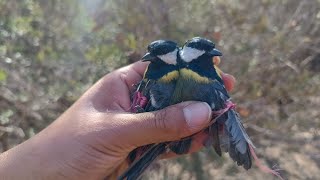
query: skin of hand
0 60 235 180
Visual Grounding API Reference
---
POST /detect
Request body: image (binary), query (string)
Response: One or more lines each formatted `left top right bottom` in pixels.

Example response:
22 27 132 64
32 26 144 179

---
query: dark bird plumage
123 40 180 180
120 37 254 180
177 37 253 170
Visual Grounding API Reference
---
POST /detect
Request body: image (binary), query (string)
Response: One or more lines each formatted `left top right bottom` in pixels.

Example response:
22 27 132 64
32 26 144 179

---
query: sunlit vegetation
1 0 319 179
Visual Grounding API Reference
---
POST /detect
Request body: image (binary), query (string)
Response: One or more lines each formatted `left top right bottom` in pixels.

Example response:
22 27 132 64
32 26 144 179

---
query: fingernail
183 102 212 131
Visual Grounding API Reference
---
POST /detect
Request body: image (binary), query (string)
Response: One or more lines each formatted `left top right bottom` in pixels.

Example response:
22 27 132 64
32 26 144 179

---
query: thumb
119 101 212 148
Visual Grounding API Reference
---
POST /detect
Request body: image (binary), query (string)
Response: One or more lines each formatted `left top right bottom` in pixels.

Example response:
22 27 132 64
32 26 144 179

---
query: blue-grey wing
209 80 254 170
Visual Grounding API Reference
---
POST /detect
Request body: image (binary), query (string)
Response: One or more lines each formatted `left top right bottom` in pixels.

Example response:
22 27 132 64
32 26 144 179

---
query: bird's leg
130 91 148 113
134 105 145 113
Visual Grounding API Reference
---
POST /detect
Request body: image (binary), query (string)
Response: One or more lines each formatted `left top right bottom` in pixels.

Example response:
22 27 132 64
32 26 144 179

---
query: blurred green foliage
1 0 320 179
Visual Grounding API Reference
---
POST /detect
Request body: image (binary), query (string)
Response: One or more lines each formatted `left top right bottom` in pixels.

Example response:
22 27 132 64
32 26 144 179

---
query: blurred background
0 0 319 179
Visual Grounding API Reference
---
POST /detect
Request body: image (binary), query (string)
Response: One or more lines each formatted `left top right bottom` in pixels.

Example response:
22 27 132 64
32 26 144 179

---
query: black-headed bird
176 37 253 169
175 37 283 180
126 40 180 178
133 39 179 112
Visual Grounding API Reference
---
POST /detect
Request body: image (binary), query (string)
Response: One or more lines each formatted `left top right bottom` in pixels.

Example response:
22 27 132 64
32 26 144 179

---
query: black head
141 40 179 65
180 37 222 63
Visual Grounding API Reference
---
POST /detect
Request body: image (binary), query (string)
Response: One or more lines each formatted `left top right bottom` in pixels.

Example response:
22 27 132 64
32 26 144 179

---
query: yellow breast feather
180 68 212 83
159 70 179 83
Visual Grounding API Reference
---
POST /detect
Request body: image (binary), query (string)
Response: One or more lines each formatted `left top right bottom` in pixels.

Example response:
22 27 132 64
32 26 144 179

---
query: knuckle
153 109 168 130
153 107 182 138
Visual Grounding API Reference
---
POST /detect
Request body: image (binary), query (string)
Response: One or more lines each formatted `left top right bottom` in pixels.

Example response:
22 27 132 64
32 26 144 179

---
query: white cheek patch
180 46 205 63
157 49 177 65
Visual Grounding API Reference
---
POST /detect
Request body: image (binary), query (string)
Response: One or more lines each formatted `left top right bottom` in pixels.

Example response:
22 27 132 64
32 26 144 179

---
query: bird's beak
141 52 155 62
208 48 222 56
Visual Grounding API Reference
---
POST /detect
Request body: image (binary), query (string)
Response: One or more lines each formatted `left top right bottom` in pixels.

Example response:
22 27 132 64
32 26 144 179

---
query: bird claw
131 91 148 113
134 105 145 113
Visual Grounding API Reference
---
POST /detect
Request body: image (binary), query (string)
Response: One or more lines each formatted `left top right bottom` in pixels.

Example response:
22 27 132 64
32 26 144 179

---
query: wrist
0 136 61 180
0 116 127 180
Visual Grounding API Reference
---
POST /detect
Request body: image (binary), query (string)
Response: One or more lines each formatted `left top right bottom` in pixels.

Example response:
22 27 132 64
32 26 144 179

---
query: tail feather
241 145 252 170
169 138 192 155
128 149 138 164
224 109 253 170
232 110 255 148
209 123 222 156
118 143 166 180
229 143 252 170
128 144 153 163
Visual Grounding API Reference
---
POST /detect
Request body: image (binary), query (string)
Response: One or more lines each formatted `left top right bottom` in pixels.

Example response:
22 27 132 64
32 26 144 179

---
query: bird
119 37 255 180
175 39 282 180
126 39 180 173
176 37 253 169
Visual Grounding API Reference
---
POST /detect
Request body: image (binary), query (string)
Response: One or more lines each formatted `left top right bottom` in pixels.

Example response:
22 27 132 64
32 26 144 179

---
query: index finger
129 61 149 76
222 73 236 92
117 61 149 91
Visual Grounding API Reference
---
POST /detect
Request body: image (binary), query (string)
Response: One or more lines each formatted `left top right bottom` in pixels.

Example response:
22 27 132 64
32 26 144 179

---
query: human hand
0 60 235 180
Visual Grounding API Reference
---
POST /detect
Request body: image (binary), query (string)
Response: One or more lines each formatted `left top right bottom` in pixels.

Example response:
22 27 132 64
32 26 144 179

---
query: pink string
208 100 236 127
249 145 284 180
213 101 235 116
